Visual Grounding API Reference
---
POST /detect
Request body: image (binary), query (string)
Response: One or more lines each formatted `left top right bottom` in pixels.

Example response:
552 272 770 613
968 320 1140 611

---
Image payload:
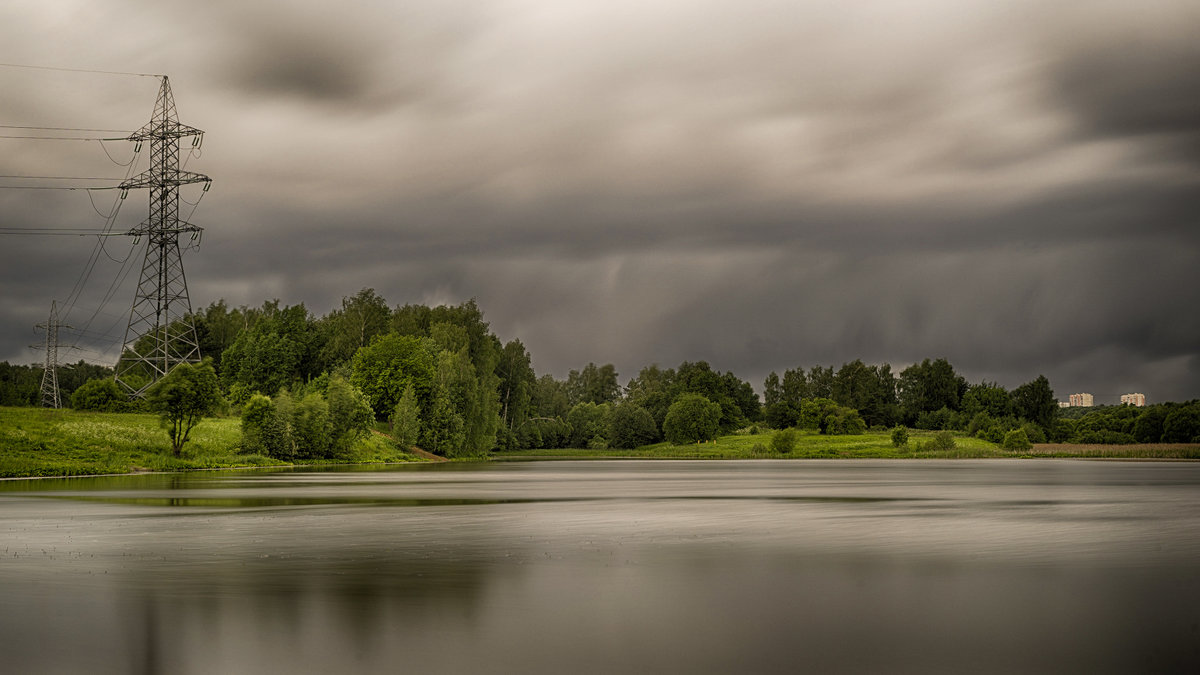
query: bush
1002 428 1033 451
608 402 659 449
241 394 287 458
771 428 798 454
932 431 957 451
70 378 127 412
821 406 866 435
917 431 958 452
890 425 909 447
663 394 722 444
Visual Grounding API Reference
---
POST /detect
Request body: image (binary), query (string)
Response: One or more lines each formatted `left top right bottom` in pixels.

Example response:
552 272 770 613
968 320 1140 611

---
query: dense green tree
144 360 222 456
532 374 571 419
318 288 392 370
1011 374 1057 431
241 394 289 458
961 382 1014 418
434 345 487 456
292 393 332 459
1133 405 1168 443
70 378 127 412
1162 404 1200 443
891 425 909 447
898 358 967 423
821 405 867 435
496 339 536 448
763 372 782 423
674 361 752 431
0 362 40 406
607 402 658 449
831 360 898 428
807 366 834 399
798 397 840 430
566 401 612 449
57 361 114 402
722 371 762 423
567 363 621 406
326 375 374 455
390 384 421 449
625 364 676 434
662 393 721 444
220 302 317 396
350 333 439 419
392 300 503 453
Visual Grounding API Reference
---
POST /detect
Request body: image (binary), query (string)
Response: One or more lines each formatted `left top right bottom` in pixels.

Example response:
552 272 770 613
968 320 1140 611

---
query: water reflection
2 460 1198 673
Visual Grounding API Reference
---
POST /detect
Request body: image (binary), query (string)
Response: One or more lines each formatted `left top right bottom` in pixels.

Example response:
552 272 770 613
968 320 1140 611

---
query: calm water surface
2 460 1198 674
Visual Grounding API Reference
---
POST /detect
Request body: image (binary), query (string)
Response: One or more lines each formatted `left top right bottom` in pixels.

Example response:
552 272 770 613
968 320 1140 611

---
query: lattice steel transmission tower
114 76 211 397
32 301 68 408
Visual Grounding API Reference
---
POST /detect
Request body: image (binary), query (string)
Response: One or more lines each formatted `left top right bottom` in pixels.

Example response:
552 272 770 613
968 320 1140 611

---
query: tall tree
350 333 439 419
567 363 621 406
898 358 967 423
144 360 221 457
625 364 676 435
318 288 391 370
496 339 536 448
1011 374 1057 431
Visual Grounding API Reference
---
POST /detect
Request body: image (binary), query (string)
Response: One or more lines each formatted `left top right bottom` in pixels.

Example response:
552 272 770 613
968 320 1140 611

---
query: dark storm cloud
2 0 1199 403
1050 22 1200 162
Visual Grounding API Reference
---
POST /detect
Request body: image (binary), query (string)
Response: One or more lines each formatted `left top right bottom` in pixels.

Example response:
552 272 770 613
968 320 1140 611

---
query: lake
2 460 1198 674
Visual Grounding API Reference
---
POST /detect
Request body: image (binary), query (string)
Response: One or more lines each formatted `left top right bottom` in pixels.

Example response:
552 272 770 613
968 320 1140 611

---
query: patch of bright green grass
0 406 423 478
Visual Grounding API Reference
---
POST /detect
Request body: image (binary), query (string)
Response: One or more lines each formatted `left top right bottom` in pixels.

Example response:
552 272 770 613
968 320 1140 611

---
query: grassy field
495 429 1010 460
5 407 1196 478
0 406 422 478
494 429 1200 460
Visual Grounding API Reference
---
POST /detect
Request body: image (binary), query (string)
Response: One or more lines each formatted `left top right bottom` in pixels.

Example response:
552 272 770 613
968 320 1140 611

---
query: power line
0 125 132 132
0 62 162 78
0 175 129 180
0 227 126 236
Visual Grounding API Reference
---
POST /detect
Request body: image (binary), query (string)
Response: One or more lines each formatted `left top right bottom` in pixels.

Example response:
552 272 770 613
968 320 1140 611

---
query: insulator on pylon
134 141 142 153
202 180 211 192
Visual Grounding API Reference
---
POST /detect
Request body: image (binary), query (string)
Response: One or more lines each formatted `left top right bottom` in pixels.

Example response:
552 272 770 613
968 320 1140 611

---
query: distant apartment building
1068 393 1094 407
1120 393 1146 407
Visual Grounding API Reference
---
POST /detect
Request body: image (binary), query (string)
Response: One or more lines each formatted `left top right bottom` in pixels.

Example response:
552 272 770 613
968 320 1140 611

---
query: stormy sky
2 0 1198 403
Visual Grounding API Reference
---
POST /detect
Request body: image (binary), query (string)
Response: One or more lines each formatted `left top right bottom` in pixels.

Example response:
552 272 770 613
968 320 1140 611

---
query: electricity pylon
32 301 68 408
114 76 211 397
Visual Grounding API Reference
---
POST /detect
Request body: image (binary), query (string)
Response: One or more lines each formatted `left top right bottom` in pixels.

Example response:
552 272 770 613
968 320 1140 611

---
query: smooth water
2 460 1198 674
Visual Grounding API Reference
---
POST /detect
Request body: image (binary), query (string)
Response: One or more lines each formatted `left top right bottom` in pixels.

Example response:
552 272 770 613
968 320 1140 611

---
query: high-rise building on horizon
1120 393 1146 407
1069 393 1094 407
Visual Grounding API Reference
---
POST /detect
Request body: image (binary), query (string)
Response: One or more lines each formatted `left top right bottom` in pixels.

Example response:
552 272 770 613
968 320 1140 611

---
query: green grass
494 429 1011 460
0 406 425 478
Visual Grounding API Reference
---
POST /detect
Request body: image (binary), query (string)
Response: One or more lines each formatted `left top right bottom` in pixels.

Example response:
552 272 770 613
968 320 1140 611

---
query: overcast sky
2 0 1197 403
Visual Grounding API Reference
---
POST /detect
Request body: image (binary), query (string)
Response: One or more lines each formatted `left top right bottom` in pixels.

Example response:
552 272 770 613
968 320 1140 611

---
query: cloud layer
2 0 1197 402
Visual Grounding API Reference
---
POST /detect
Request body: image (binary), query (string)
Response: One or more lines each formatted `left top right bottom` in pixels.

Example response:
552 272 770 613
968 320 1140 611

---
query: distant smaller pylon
32 300 68 408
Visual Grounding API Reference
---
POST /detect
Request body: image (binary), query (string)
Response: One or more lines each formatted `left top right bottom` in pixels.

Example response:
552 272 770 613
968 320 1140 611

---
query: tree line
3 289 1198 454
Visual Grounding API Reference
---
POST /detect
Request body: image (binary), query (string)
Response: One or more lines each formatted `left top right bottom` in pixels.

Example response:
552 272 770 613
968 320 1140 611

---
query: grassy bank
494 429 1200 460
495 429 1009 460
0 406 422 478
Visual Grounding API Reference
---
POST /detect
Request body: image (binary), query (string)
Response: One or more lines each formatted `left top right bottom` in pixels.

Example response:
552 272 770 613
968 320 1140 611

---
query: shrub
241 394 287 458
771 428 798 454
663 394 722 444
70 378 127 412
918 431 958 452
608 402 659 449
891 425 909 447
821 406 866 435
1002 428 1033 451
